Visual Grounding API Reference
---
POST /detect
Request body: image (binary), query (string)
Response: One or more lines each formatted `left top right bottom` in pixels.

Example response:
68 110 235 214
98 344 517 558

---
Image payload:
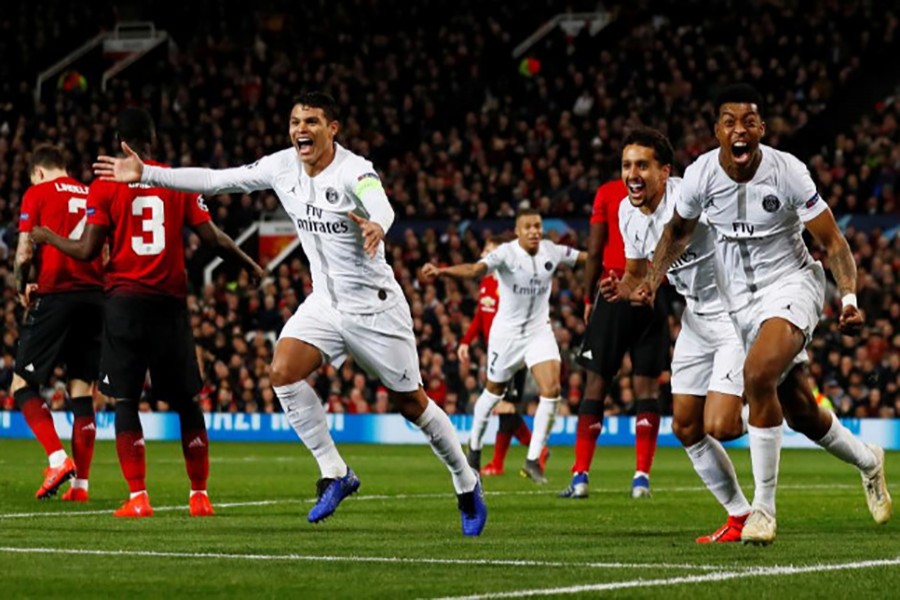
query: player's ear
329 119 340 137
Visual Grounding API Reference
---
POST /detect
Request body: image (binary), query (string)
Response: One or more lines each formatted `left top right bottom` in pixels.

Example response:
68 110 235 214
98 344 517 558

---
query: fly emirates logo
513 277 549 296
296 204 350 235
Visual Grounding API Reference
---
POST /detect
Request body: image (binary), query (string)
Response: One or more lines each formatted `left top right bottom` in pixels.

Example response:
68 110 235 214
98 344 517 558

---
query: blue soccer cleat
558 471 589 499
457 476 487 537
631 472 651 498
308 467 360 523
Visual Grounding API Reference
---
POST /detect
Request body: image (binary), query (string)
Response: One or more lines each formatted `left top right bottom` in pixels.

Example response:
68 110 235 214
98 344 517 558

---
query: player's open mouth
295 137 314 156
627 180 645 198
731 141 751 163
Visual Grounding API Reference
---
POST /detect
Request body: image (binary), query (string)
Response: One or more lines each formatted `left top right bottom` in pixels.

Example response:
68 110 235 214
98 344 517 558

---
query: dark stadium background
0 0 897 419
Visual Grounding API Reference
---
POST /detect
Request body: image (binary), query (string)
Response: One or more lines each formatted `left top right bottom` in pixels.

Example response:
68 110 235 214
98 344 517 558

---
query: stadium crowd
0 0 898 418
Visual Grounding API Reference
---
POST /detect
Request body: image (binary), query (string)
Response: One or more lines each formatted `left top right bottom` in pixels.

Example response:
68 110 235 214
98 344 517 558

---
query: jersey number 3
131 196 166 256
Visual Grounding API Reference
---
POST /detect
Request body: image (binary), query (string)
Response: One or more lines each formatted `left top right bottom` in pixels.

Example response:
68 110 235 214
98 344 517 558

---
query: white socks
815 413 877 472
48 449 67 468
274 381 348 479
749 424 782 515
685 435 751 517
527 396 559 461
415 399 477 494
469 389 503 451
72 478 89 491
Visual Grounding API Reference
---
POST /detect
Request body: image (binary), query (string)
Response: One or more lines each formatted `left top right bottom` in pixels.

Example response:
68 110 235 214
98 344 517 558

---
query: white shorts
486 323 560 383
671 309 744 397
279 294 421 393
729 261 825 368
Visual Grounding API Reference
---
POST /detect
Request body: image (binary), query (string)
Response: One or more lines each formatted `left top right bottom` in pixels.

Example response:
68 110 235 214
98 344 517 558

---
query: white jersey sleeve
781 153 828 223
478 244 509 274
341 156 395 233
676 160 706 221
141 153 280 194
552 242 579 267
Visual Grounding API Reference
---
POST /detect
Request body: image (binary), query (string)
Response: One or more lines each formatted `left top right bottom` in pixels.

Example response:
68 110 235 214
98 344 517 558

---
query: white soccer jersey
141 143 402 314
479 239 578 335
677 144 829 311
619 177 724 316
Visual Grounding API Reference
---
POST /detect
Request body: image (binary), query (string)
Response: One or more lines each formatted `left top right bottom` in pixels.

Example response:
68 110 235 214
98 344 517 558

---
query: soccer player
633 84 891 544
560 176 669 500
91 93 488 536
422 208 587 484
456 239 548 476
601 128 750 543
34 108 264 518
13 143 103 501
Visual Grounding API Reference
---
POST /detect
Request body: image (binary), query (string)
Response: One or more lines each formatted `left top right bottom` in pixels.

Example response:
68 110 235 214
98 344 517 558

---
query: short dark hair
515 207 541 222
29 143 67 173
715 84 765 116
116 108 155 149
293 91 340 122
622 127 674 167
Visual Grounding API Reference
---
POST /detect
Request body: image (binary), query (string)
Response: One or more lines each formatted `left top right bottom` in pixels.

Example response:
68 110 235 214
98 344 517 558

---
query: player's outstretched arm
804 208 862 333
194 221 267 286
634 209 698 305
93 142 144 183
31 223 106 262
421 261 488 281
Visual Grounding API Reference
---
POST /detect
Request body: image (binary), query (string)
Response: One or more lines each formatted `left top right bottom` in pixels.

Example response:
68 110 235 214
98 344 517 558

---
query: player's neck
719 148 762 183
639 190 664 216
303 144 337 177
517 240 539 255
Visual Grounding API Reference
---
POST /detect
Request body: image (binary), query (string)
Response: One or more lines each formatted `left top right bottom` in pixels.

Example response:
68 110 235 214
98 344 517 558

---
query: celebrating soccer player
423 208 587 484
633 84 892 544
601 128 751 542
92 93 488 536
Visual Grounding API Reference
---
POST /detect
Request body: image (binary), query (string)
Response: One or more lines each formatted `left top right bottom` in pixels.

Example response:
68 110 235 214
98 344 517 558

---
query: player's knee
539 384 561 399
705 415 742 442
583 373 605 399
269 362 300 388
671 416 701 445
10 374 29 395
743 362 777 400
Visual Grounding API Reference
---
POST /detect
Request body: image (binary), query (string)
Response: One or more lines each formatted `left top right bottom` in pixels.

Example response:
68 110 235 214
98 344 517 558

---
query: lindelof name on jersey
293 203 350 235
128 182 156 190
54 182 89 195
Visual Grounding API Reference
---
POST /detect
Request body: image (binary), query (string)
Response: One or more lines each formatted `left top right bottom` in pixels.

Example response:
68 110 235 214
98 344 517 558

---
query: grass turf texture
0 439 896 599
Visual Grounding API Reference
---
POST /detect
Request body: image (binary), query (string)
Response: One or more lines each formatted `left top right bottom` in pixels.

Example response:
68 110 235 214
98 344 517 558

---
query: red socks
21 397 64 457
572 413 603 473
635 411 661 474
72 415 96 480
181 430 209 491
116 431 146 493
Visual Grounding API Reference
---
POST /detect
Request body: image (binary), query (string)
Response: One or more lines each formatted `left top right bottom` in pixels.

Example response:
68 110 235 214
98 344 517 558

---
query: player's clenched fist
838 304 863 335
421 263 443 280
631 280 655 306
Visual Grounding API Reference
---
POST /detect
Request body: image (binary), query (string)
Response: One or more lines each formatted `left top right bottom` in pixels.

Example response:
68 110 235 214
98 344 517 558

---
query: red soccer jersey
589 178 627 278
19 177 104 294
86 161 211 299
461 275 499 345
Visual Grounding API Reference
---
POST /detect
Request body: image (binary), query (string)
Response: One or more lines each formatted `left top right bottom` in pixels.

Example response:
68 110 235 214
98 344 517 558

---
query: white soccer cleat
862 444 892 525
741 508 777 545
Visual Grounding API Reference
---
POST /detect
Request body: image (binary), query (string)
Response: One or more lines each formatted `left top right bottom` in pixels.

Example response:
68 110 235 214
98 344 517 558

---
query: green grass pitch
0 439 897 598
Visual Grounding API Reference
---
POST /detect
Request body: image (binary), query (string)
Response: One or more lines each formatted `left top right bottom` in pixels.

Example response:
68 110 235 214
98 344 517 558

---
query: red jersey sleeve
589 185 608 225
461 306 483 345
19 188 38 233
86 180 113 227
185 193 212 227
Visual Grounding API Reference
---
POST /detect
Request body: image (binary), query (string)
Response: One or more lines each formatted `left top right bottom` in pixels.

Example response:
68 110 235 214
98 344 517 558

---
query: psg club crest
762 195 781 213
325 187 339 204
544 261 553 271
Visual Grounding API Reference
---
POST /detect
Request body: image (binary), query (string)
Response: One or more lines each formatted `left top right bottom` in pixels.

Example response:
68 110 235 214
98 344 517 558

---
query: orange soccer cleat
61 487 89 502
114 492 153 518
538 446 550 471
696 513 749 544
480 462 505 476
189 492 215 517
35 457 77 500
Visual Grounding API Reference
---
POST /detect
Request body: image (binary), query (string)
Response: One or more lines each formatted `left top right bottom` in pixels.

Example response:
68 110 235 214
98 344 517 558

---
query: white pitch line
0 546 734 572
0 483 862 520
430 557 900 599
